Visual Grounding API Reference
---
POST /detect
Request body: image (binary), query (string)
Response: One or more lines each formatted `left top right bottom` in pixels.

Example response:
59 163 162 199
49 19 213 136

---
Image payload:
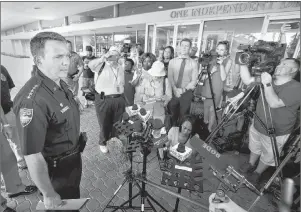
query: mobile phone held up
289 22 300 29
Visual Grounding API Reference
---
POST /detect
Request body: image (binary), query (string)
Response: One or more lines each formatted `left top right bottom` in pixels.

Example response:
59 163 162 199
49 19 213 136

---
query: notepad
36 198 90 210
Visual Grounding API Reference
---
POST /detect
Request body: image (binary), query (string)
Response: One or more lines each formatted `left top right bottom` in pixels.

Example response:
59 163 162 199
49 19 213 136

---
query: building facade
1 1 300 60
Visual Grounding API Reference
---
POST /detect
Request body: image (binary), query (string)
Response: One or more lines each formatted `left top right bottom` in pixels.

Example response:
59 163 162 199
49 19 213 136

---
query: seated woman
131 53 172 122
167 116 196 150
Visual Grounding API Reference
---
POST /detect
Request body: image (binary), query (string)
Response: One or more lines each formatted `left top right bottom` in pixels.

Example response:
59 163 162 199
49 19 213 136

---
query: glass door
200 17 265 90
175 23 201 57
154 25 175 57
262 18 300 58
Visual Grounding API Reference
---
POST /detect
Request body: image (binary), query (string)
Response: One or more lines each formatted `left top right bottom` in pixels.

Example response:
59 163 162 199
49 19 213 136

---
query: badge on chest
60 103 70 113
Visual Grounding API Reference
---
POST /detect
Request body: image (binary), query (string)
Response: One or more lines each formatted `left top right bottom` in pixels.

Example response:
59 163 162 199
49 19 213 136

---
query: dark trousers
95 93 126 145
47 153 82 212
167 90 193 126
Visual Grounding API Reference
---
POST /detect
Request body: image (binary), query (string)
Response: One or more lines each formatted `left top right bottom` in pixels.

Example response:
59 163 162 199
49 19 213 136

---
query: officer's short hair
30 32 67 60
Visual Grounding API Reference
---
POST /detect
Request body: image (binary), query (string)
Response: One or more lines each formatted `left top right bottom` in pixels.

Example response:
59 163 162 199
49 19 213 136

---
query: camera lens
239 52 250 65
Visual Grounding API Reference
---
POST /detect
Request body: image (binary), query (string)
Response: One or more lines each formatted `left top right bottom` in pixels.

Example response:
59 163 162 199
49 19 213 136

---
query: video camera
198 51 220 66
235 40 286 76
122 43 131 54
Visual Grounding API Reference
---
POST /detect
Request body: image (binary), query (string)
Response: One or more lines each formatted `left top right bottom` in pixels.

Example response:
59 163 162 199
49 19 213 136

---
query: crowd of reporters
0 22 300 212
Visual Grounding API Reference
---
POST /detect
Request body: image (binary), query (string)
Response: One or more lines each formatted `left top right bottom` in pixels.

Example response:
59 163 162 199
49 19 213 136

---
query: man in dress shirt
88 46 125 153
167 38 198 127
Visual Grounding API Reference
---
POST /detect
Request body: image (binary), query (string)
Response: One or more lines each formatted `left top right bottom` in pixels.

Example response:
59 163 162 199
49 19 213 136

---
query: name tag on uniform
61 106 70 113
116 86 120 92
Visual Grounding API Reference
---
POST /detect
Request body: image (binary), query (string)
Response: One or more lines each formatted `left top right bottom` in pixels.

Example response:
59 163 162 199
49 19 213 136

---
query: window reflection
155 26 174 56
262 19 300 58
201 18 264 89
147 25 154 52
175 24 200 57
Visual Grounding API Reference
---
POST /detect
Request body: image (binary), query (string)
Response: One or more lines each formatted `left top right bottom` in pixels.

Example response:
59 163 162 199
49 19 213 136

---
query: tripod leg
145 197 157 212
145 191 169 212
173 188 182 212
110 192 141 212
102 178 128 212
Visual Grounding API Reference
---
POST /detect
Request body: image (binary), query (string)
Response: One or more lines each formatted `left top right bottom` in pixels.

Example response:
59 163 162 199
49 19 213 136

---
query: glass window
114 32 136 46
155 26 174 56
262 19 300 58
147 25 154 53
137 30 145 51
95 35 113 57
175 24 200 57
75 36 83 53
201 18 264 89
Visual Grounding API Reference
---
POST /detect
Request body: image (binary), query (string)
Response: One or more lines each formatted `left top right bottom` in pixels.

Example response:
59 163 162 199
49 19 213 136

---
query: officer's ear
34 55 42 66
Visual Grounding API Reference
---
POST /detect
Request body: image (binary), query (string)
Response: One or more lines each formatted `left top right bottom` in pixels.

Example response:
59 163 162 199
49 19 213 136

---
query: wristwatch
265 83 272 87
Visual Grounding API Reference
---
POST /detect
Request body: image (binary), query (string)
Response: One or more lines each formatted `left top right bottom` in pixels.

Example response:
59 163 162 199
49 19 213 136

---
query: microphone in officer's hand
279 178 295 212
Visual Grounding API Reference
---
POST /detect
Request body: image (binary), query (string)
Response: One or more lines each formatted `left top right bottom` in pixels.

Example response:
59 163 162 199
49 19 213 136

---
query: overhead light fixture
34 7 41 9
181 26 186 29
158 6 163 9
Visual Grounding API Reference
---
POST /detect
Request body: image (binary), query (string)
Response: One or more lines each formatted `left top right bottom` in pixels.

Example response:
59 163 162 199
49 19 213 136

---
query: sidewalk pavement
1 106 277 212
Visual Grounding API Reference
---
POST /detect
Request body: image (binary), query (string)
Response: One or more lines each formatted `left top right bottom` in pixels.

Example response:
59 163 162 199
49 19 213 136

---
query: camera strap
95 62 106 85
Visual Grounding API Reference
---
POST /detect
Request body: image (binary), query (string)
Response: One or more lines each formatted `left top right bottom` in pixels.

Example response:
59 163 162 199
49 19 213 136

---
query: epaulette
26 79 42 100
13 77 42 115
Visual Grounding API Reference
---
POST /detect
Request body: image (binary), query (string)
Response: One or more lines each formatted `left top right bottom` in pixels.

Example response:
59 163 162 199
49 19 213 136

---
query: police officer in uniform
13 32 84 211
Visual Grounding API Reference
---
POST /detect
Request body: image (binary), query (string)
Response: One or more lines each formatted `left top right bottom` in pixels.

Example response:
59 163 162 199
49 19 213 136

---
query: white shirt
93 62 124 95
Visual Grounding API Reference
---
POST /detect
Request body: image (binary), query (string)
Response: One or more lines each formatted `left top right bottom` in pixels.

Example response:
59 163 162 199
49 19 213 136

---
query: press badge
61 106 70 113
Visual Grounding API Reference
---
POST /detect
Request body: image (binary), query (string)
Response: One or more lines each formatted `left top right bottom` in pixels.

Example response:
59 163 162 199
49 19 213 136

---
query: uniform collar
36 69 61 93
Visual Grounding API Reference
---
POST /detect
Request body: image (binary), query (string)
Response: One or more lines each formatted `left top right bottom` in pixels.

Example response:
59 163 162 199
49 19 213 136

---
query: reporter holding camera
88 46 125 154
239 58 301 186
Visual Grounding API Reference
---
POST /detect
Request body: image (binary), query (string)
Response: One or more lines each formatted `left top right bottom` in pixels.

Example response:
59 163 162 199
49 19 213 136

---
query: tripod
206 83 281 174
102 136 169 212
103 134 210 211
197 63 219 125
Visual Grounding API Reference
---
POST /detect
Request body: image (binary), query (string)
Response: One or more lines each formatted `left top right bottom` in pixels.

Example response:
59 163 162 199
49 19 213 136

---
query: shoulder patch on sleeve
20 108 33 127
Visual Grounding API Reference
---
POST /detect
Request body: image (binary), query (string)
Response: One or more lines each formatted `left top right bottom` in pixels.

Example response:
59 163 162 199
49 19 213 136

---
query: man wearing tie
167 38 198 127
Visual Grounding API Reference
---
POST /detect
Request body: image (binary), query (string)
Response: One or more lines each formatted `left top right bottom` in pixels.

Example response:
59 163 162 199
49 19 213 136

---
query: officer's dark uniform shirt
1 65 15 114
13 69 80 158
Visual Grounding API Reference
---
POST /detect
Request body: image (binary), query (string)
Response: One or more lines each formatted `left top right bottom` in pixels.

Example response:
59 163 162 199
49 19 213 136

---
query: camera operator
239 57 301 186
